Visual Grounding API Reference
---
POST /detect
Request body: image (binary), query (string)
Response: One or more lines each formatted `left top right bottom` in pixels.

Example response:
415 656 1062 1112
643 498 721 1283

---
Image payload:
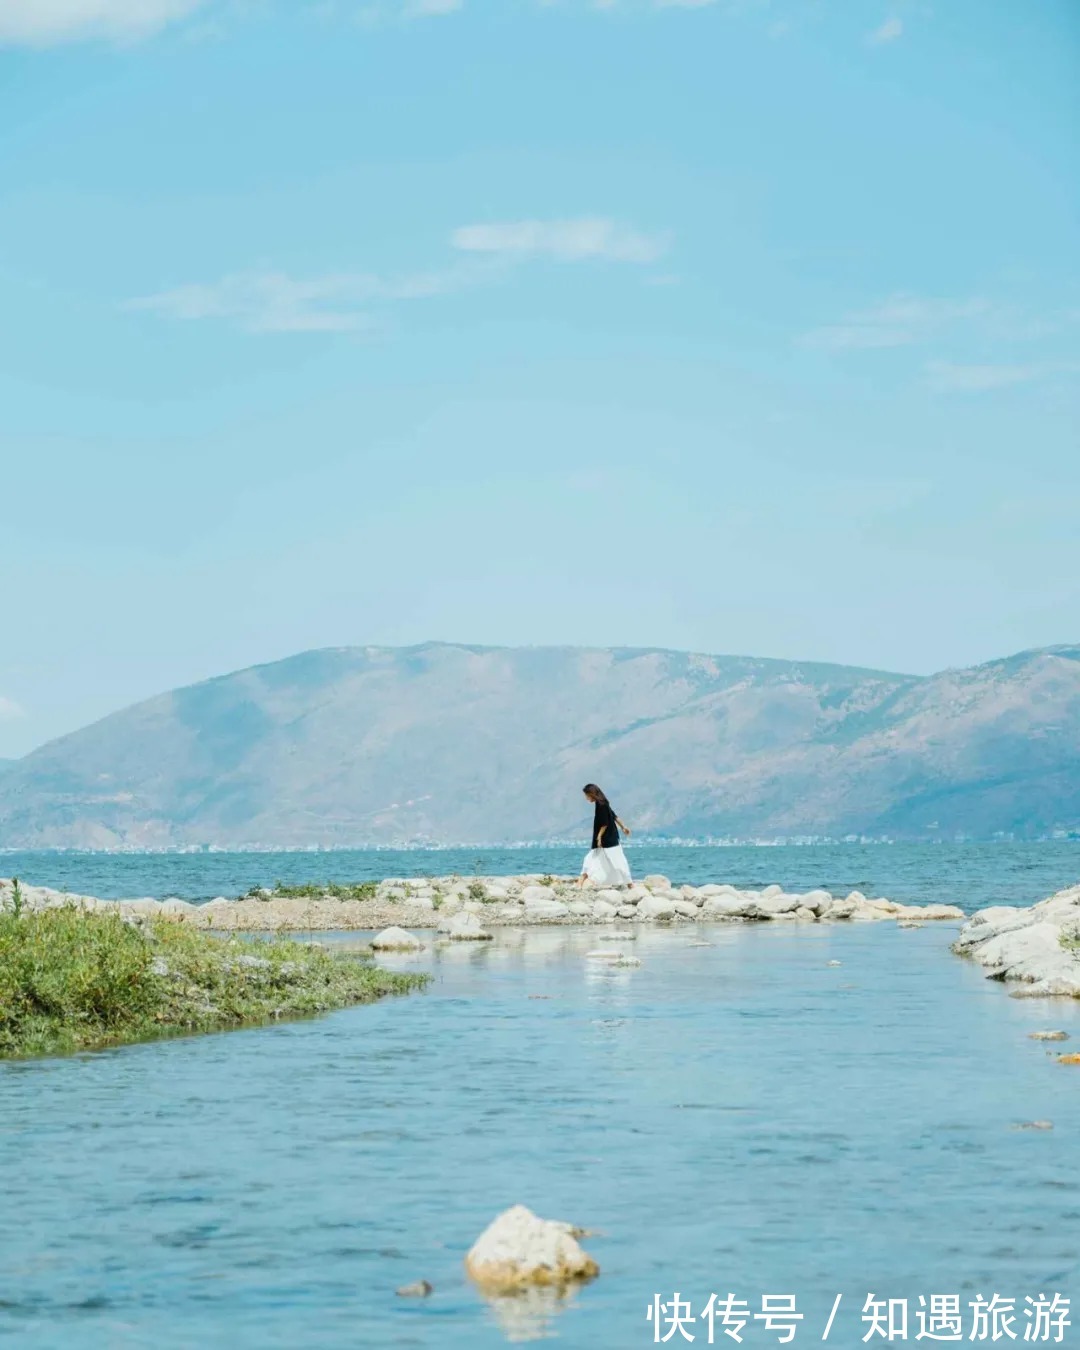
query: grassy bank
244 880 380 902
0 905 428 1060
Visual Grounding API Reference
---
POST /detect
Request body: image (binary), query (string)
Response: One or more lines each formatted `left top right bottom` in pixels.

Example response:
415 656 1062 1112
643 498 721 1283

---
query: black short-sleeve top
592 801 619 849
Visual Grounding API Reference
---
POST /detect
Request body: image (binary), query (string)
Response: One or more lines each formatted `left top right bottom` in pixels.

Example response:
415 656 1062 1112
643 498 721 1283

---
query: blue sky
1 0 1077 756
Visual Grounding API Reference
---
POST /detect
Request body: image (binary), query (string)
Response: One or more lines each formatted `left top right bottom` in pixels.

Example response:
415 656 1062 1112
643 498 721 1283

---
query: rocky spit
952 883 1080 999
0 873 966 935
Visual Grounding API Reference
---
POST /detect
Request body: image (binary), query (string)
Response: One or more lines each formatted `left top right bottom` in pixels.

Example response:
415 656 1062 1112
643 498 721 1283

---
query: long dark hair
583 783 609 806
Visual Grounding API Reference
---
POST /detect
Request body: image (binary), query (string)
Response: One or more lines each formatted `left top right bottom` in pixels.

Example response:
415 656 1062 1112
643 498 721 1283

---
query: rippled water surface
3 922 1079 1349
3 841 1079 911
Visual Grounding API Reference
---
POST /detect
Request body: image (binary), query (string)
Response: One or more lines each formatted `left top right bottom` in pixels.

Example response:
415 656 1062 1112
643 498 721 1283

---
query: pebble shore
0 873 965 932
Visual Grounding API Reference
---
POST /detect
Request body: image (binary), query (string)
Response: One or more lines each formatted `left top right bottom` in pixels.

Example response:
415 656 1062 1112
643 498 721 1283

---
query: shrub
0 907 427 1060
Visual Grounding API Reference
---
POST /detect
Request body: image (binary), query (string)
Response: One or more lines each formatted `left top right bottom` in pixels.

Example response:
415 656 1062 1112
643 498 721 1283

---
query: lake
2 905 1079 1348
3 840 1079 913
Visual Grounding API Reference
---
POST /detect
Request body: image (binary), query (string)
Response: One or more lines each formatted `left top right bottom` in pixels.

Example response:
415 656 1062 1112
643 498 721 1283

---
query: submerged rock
464 1204 599 1293
1029 1030 1069 1041
443 912 493 942
396 1280 433 1297
371 927 425 952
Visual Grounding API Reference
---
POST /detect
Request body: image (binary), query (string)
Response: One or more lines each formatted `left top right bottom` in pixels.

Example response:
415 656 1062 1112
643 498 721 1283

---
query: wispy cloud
0 696 25 723
801 295 989 352
868 15 902 45
925 361 1079 393
125 265 478 334
129 216 669 334
452 218 667 264
0 0 207 46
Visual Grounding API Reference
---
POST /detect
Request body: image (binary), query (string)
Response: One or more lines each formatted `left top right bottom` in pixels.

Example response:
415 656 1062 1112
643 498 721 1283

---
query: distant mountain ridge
1 642 1079 848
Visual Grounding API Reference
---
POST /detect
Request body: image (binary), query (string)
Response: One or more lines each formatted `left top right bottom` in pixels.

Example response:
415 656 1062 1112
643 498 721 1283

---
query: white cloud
0 696 25 722
925 361 1079 393
0 0 207 46
868 15 903 45
801 295 989 351
452 218 666 264
125 266 476 334
129 218 670 335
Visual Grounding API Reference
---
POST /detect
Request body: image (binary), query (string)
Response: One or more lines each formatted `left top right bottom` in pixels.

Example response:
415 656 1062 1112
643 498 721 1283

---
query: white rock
464 1205 598 1293
672 900 700 919
800 889 832 914
592 900 618 918
446 911 493 942
747 892 802 918
636 895 676 920
642 874 671 890
616 905 638 919
521 885 557 907
821 897 857 920
123 898 164 916
567 901 594 918
912 904 964 921
700 895 748 918
527 901 570 920
371 926 425 952
159 898 196 914
967 922 1065 973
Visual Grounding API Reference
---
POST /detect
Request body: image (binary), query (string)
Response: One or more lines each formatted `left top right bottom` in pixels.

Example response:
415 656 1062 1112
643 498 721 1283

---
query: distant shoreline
3 837 1078 856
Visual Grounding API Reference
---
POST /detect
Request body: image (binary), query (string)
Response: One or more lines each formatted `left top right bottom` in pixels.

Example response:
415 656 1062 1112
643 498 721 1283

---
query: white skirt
581 843 632 887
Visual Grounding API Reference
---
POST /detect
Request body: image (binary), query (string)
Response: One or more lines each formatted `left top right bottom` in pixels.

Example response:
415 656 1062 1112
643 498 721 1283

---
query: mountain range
1 642 1078 848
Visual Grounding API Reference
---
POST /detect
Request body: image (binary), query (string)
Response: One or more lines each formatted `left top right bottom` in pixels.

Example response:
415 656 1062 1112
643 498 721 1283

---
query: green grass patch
244 880 380 902
0 907 427 1060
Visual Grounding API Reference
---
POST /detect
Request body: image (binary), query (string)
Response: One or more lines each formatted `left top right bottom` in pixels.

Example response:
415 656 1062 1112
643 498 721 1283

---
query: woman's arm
615 816 631 837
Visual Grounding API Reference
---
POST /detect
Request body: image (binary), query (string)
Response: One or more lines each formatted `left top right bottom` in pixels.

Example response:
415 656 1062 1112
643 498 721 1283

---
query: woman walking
578 784 633 889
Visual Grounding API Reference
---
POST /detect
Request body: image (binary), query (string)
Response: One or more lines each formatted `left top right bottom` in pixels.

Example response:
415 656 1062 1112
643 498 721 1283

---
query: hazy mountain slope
0 643 1077 847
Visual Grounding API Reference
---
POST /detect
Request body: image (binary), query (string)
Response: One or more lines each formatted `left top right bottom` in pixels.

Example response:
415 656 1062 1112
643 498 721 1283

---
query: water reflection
480 1286 585 1343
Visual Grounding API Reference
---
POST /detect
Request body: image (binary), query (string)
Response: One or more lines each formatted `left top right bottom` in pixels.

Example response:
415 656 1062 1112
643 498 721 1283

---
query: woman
578 783 633 889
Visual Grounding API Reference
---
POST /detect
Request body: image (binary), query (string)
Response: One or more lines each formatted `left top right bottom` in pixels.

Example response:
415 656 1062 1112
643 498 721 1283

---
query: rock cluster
952 884 1080 998
464 1205 599 1293
0 874 965 932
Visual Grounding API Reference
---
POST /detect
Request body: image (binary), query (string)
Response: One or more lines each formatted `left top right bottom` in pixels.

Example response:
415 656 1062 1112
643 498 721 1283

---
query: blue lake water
3 841 1079 912
2 918 1079 1349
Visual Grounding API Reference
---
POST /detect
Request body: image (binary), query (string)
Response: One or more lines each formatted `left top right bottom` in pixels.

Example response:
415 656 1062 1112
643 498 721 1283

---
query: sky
0 0 1078 758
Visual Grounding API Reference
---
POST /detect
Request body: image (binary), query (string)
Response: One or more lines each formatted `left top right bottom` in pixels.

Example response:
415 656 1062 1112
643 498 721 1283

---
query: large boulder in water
464 1205 599 1293
371 927 425 952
